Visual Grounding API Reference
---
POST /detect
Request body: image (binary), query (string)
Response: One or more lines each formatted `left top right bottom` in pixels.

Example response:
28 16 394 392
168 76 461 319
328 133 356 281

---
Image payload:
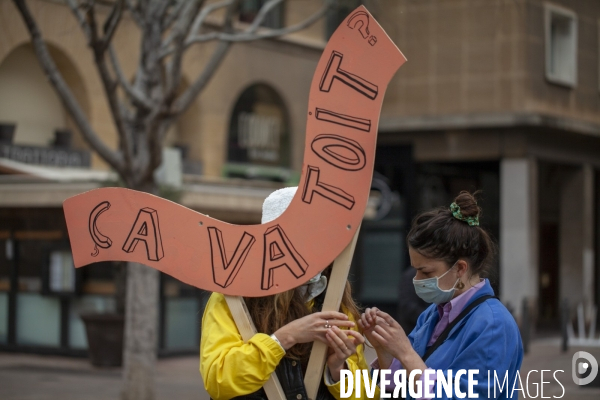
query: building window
325 0 361 40
226 83 291 182
544 3 578 87
239 0 284 29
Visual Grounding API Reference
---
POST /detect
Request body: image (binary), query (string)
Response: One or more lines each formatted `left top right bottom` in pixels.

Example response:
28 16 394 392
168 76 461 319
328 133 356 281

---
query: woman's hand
358 307 383 350
372 311 426 372
273 311 355 350
325 326 364 382
372 311 427 393
359 307 394 368
370 310 411 359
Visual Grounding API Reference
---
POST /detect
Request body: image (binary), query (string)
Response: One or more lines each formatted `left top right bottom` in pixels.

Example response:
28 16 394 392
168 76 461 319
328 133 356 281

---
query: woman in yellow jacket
200 187 377 400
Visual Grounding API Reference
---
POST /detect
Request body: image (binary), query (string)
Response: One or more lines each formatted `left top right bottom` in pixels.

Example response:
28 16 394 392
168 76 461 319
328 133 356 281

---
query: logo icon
572 351 598 386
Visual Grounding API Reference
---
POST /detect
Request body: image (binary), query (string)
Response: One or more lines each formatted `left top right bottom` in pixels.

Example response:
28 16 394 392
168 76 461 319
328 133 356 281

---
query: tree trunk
121 181 160 400
121 262 159 400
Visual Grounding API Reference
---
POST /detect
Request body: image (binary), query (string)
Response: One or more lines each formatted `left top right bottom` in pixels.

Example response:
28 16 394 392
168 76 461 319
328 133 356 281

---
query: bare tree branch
171 0 241 115
184 0 332 45
185 0 235 44
108 45 154 109
12 0 124 172
162 0 188 30
125 0 143 26
101 0 124 51
85 4 134 173
171 41 230 116
148 0 172 24
159 0 237 59
246 0 285 33
66 0 92 42
164 0 206 102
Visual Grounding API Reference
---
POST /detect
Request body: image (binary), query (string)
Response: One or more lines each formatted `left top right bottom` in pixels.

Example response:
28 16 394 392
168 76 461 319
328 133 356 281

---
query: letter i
355 370 361 397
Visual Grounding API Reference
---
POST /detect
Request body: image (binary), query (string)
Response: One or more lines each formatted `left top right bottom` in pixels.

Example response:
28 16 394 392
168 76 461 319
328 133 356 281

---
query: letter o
311 134 366 171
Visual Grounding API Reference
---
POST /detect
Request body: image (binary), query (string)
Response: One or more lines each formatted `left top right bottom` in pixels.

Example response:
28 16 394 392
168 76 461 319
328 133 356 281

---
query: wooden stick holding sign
224 295 287 400
304 226 361 400
62 6 405 400
224 227 361 400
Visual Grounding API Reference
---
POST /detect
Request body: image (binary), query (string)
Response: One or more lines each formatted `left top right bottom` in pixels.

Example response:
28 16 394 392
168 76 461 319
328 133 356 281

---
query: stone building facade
0 0 599 354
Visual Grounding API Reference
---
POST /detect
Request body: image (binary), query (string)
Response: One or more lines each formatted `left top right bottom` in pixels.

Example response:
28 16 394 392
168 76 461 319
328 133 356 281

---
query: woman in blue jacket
360 191 523 399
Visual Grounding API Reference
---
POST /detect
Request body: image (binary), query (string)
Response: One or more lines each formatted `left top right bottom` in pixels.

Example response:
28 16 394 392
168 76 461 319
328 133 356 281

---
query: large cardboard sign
63 6 406 297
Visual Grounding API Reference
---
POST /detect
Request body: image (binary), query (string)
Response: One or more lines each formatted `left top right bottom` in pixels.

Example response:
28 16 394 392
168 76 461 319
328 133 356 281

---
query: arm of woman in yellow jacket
200 293 286 399
200 293 379 400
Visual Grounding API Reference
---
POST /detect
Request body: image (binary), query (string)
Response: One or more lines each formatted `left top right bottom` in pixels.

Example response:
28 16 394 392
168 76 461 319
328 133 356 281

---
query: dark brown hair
407 191 497 278
244 265 360 361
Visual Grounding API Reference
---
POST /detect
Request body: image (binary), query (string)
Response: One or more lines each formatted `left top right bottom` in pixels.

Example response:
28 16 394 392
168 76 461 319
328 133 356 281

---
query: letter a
262 225 308 290
302 165 355 210
208 227 256 288
122 207 164 261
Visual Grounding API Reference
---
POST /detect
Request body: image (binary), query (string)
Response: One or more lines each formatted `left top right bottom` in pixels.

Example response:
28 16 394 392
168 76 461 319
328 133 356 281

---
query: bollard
560 299 569 352
521 298 530 354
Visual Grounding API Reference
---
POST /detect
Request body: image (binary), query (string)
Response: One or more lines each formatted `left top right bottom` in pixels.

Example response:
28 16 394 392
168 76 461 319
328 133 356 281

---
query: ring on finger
325 320 331 329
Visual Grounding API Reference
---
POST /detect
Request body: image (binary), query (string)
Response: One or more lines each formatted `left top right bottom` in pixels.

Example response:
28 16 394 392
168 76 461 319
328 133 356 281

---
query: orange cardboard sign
63 6 406 297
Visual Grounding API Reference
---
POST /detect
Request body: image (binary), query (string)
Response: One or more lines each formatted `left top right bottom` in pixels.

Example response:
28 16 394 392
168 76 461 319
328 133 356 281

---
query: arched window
226 83 290 182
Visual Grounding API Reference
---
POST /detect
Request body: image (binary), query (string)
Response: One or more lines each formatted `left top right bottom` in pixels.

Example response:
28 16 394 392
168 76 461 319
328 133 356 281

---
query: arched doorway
0 43 90 167
0 43 89 148
0 44 66 146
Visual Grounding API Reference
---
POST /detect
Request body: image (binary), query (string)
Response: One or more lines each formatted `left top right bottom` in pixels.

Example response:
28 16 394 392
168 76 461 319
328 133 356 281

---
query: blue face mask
412 263 460 304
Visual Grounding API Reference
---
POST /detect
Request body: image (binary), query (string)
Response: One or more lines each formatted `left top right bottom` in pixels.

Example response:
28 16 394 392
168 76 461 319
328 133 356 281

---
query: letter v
208 227 256 288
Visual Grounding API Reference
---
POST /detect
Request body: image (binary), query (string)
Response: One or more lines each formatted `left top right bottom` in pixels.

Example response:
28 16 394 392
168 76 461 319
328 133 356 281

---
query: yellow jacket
200 292 378 399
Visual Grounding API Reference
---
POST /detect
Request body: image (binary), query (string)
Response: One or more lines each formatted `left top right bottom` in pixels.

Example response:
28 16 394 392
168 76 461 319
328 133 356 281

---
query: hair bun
453 191 481 219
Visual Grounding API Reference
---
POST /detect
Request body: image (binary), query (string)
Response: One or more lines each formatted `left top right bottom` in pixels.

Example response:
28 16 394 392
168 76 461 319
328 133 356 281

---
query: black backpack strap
422 295 496 362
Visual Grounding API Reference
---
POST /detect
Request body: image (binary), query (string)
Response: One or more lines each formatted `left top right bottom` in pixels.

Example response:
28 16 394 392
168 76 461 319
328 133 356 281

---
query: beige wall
376 0 600 128
380 0 528 119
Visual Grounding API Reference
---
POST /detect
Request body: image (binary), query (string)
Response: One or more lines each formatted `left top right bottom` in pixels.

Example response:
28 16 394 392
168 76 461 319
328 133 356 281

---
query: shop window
0 293 6 343
165 298 199 349
0 237 8 344
359 230 403 303
160 275 205 351
325 0 361 39
239 0 284 29
16 293 61 346
544 3 578 87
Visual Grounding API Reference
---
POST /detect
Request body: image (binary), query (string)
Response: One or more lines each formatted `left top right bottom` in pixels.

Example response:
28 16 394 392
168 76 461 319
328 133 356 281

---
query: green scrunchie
450 202 479 226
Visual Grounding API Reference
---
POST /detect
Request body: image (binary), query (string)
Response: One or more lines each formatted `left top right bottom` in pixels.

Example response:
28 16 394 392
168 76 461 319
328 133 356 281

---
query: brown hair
407 191 497 278
244 265 360 361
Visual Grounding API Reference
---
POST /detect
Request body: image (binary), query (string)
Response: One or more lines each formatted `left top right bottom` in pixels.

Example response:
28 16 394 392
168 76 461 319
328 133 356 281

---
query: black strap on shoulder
422 295 496 362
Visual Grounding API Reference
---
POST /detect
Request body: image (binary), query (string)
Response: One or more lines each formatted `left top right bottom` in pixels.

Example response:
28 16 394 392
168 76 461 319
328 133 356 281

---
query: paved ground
0 338 599 399
517 338 600 400
0 353 209 400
